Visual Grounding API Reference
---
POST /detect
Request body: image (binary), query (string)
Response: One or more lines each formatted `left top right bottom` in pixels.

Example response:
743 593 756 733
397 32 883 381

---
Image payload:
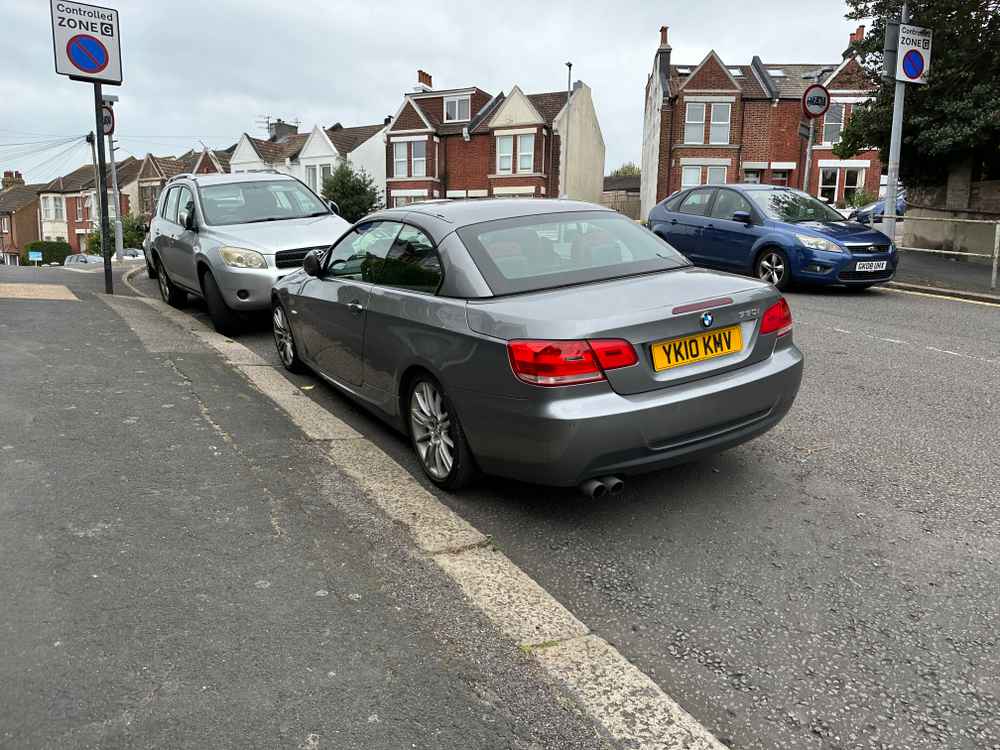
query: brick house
640 25 882 217
385 70 605 207
134 146 232 218
37 159 137 253
0 172 42 265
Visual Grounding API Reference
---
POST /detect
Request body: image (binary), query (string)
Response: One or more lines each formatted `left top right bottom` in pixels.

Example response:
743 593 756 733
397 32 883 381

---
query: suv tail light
507 339 638 386
760 298 793 337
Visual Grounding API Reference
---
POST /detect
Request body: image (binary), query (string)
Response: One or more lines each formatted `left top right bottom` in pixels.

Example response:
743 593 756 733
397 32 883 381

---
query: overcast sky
2 0 860 184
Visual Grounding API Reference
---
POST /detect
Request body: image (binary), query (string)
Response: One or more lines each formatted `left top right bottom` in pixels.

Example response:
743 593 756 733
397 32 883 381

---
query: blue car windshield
747 189 845 224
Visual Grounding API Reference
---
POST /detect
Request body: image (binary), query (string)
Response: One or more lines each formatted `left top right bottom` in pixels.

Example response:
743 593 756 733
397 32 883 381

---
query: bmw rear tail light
507 339 638 386
760 298 793 337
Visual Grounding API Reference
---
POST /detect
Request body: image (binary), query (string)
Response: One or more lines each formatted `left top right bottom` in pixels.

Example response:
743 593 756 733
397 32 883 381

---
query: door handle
670 219 678 224
348 301 364 314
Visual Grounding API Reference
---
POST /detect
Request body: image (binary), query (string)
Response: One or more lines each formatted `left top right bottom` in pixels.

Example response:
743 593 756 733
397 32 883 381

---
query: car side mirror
303 249 323 277
327 200 340 216
180 210 197 232
732 210 753 224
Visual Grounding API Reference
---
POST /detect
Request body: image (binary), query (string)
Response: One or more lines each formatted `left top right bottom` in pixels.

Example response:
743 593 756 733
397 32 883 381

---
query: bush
847 190 877 209
85 232 102 255
21 240 72 265
321 163 383 223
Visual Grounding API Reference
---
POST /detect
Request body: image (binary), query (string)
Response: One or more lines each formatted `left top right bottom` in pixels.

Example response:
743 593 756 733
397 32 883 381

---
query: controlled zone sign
896 24 932 84
50 0 122 85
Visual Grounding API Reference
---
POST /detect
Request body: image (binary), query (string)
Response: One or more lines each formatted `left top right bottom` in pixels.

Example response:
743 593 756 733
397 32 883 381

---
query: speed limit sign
101 104 115 135
801 83 830 119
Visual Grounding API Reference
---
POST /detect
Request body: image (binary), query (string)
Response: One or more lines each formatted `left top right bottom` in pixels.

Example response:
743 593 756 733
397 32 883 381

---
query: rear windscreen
456 211 689 295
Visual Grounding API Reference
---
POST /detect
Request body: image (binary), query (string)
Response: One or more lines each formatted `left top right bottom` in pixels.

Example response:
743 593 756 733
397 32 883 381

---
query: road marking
116 266 729 750
0 283 77 301
882 286 1000 308
798 319 995 365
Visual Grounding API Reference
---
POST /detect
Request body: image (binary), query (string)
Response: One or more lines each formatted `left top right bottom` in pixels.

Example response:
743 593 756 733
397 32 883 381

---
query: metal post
803 112 816 193
883 2 908 240
992 222 999 290
92 83 113 294
107 130 123 260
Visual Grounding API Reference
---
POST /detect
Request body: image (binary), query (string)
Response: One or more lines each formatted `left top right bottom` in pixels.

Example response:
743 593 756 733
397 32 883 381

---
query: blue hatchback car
648 184 897 290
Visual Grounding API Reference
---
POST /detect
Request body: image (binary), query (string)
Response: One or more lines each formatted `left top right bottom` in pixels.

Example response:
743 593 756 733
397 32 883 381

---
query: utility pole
883 1 909 241
562 61 572 198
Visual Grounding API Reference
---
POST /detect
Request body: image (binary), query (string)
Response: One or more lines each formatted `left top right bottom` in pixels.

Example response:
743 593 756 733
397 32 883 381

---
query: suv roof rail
165 172 195 184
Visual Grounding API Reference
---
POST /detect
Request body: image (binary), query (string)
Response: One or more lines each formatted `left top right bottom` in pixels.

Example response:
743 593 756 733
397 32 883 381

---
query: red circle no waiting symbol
802 83 830 119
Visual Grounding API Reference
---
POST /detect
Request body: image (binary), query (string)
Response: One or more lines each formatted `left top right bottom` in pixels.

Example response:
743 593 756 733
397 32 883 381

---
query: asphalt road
128 268 1000 750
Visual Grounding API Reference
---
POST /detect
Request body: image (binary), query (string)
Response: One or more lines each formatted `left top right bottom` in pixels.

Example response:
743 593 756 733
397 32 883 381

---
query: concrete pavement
127 268 1000 750
0 267 613 749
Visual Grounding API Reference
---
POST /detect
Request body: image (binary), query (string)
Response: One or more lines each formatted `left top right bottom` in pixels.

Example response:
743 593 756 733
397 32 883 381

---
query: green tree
609 162 641 178
121 213 146 249
835 0 1000 186
321 163 383 223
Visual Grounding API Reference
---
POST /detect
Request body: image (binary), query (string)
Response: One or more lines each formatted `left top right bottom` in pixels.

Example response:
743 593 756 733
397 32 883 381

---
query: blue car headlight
795 234 843 253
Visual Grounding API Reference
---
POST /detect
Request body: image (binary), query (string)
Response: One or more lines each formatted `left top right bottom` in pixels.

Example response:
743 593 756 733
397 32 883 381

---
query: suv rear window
456 211 689 296
198 180 328 226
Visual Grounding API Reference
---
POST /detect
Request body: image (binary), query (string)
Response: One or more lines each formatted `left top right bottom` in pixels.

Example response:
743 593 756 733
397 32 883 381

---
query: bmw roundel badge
701 312 714 328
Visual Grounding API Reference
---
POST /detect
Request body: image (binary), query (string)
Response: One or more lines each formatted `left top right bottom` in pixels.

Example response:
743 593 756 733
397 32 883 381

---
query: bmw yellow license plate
651 325 743 372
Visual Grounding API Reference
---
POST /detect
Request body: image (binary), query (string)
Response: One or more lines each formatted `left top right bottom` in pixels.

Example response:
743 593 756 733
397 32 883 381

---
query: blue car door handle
670 218 678 224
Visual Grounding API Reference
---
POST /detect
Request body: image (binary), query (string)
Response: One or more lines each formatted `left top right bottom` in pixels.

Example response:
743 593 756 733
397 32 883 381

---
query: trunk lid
466 267 781 396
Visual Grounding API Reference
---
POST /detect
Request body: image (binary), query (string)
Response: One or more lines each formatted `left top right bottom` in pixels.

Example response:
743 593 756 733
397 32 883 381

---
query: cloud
1 0 859 183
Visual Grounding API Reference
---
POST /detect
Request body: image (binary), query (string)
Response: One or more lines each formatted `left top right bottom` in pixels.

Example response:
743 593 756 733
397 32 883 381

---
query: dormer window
768 68 786 77
444 96 471 122
728 68 743 76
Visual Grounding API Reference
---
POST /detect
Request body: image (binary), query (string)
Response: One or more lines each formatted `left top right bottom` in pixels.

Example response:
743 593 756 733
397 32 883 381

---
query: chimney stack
659 26 670 48
849 25 865 45
416 69 433 91
383 115 392 126
267 118 298 141
1 170 24 190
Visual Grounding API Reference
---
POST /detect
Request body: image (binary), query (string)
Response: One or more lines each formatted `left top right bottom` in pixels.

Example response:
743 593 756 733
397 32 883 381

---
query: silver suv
148 172 350 333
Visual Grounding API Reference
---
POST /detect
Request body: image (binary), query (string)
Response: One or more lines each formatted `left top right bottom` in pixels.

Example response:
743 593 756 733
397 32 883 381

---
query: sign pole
883 2 909 241
92 82 113 294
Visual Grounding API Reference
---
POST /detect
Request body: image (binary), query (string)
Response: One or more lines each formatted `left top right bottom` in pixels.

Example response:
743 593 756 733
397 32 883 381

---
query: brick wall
445 134 492 192
391 101 427 131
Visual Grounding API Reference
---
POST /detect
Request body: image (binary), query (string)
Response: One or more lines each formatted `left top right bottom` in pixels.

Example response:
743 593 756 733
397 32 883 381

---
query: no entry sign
50 0 122 85
101 104 115 135
896 24 932 84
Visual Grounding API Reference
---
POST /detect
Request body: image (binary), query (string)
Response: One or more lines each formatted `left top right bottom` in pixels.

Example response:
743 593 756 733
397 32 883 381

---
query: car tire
155 256 186 307
271 302 307 373
201 271 241 336
755 248 792 291
407 375 477 491
146 257 158 279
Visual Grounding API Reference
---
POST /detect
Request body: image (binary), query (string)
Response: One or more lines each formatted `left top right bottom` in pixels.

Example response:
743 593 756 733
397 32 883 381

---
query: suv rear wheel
201 270 241 336
155 256 186 307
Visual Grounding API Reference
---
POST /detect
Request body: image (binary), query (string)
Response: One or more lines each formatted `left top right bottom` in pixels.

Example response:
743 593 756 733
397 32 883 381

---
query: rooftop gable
327 123 385 155
678 50 742 92
388 99 433 132
487 85 545 129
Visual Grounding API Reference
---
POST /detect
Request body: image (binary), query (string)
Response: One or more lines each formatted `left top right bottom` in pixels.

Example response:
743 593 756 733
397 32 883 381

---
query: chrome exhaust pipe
599 475 625 495
579 478 608 499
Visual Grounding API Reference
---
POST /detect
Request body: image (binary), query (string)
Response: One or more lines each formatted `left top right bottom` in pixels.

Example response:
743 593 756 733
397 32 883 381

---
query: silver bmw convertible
271 199 803 496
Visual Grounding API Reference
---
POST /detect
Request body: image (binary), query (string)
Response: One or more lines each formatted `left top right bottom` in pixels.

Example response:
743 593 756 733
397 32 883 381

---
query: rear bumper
455 344 803 487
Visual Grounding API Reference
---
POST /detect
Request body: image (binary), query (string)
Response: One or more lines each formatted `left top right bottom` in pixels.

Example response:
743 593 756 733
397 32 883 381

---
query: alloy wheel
272 306 295 367
759 252 785 285
410 381 454 480
157 261 171 301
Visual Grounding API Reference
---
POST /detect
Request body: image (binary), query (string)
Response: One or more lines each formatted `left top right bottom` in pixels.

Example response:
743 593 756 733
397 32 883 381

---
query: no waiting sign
50 0 122 85
896 24 932 84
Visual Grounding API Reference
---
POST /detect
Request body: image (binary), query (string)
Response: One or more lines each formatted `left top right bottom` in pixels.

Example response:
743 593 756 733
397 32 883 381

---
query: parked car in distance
148 172 350 333
848 192 907 224
648 185 898 290
121 247 144 259
271 199 803 495
63 253 103 266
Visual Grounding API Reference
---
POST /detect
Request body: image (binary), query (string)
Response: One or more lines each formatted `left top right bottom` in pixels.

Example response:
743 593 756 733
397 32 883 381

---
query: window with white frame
393 142 408 177
411 140 427 177
42 196 51 220
321 164 332 184
770 170 789 187
444 96 471 122
823 103 845 144
819 167 838 203
843 168 865 204
75 198 83 221
706 166 727 184
743 169 761 184
684 103 705 144
53 197 64 221
496 135 513 174
517 134 534 173
305 165 317 192
1 217 9 233
709 103 731 144
681 165 701 189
